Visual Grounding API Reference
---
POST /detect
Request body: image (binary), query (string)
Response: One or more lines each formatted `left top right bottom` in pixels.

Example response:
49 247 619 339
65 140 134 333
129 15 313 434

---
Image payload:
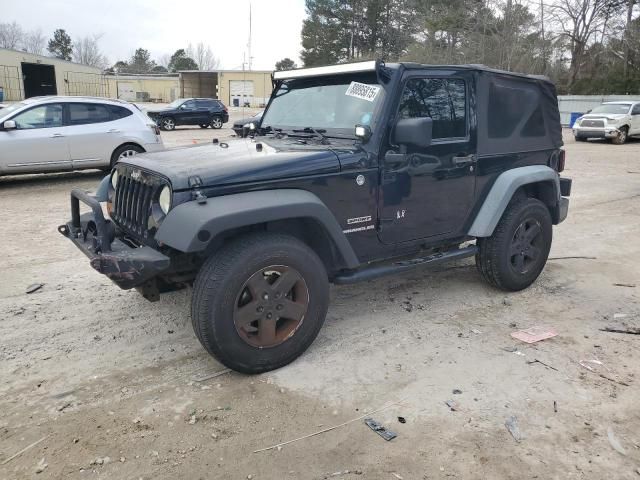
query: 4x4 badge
356 174 365 186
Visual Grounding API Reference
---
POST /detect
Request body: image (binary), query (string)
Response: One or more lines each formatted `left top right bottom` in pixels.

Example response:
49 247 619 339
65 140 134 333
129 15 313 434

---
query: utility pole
540 0 546 74
248 1 253 71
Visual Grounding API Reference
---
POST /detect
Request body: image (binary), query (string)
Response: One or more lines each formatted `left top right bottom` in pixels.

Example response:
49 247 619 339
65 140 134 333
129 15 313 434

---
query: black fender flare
155 189 360 269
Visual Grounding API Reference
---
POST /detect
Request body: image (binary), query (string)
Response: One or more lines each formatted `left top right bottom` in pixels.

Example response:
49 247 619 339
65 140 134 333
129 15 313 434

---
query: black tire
475 197 552 291
574 136 586 142
611 126 628 145
160 117 176 131
210 116 223 129
191 233 330 373
110 144 144 169
199 124 209 129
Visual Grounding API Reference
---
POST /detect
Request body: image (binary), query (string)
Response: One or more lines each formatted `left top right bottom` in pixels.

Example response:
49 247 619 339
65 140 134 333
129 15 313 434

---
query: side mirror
2 120 16 130
393 117 433 148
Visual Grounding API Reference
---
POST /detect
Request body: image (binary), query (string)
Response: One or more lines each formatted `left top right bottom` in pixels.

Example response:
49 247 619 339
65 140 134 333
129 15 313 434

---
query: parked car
60 60 570 374
0 96 163 175
147 98 229 131
232 111 264 137
573 101 640 144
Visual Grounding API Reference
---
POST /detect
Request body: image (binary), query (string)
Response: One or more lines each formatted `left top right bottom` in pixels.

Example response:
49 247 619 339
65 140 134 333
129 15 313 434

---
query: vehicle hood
580 113 629 121
120 138 343 190
145 108 175 116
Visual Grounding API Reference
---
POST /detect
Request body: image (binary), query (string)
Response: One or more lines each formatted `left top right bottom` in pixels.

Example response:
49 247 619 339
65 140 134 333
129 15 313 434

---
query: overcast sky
4 0 306 70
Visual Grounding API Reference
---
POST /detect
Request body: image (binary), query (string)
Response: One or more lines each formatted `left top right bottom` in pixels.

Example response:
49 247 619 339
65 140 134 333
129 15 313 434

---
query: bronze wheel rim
233 265 309 348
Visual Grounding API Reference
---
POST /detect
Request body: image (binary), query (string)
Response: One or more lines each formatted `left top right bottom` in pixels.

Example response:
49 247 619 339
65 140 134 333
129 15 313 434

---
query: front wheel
160 117 175 131
476 198 552 291
191 233 329 373
611 126 628 145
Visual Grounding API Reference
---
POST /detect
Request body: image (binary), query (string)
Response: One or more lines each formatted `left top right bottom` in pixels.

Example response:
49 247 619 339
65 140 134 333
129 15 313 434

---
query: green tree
275 57 297 70
128 48 156 73
47 28 72 61
168 49 198 72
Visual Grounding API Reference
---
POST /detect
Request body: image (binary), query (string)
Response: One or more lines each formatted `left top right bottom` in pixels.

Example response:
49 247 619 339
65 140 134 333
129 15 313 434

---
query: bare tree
549 0 620 89
157 53 172 69
22 28 46 55
73 34 109 69
187 42 220 70
0 21 23 49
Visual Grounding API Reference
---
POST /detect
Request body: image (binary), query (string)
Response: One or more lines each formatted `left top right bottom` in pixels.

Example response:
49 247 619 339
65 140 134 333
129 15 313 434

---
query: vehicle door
378 72 476 244
630 104 640 135
67 102 120 169
195 99 214 123
0 103 71 173
175 100 198 125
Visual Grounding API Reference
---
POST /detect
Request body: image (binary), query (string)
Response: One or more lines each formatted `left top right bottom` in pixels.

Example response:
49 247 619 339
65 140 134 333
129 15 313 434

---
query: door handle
107 129 121 133
50 133 65 138
452 154 476 166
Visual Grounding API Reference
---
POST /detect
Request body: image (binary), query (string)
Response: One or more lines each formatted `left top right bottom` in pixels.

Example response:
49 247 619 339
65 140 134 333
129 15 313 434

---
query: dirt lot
1 131 639 480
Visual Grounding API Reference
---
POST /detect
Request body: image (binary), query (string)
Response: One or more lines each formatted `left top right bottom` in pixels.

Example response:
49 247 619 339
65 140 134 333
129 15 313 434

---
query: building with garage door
0 48 105 101
179 70 273 107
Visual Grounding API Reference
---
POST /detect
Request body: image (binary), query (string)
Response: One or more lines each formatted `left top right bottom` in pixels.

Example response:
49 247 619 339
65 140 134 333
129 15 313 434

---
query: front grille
112 167 163 239
581 119 604 128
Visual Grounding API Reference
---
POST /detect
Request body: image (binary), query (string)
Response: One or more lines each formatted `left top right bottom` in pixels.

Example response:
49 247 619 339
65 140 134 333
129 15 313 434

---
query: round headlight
159 185 171 214
111 170 119 190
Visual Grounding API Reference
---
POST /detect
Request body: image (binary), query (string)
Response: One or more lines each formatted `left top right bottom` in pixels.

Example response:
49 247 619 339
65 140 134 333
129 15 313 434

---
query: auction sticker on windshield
345 82 380 102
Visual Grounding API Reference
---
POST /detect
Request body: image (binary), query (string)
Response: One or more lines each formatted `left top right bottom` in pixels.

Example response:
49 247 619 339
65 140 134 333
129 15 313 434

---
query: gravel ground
0 132 639 480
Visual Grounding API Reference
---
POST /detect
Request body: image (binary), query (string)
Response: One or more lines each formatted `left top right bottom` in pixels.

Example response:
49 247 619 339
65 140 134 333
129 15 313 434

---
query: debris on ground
26 283 44 294
193 368 232 382
397 416 406 424
613 283 636 288
253 399 405 453
505 416 523 442
445 400 460 412
600 326 640 335
548 256 597 261
526 359 559 371
578 359 630 387
364 418 397 441
554 401 558 413
511 326 558 344
35 458 47 474
452 389 462 394
607 426 627 456
392 473 404 479
1 436 48 465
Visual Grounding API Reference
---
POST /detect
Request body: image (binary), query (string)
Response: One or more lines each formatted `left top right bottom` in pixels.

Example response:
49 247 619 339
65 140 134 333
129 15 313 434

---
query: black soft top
388 62 563 155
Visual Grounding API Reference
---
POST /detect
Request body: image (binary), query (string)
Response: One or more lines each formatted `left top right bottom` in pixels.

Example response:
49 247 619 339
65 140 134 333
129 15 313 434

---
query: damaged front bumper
58 188 171 290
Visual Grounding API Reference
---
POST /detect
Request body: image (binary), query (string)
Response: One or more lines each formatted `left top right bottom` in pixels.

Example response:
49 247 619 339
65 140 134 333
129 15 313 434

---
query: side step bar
333 246 477 285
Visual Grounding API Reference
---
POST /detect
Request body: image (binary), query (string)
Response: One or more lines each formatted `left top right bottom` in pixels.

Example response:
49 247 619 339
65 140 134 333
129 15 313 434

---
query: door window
398 78 466 139
68 103 112 125
181 100 196 110
12 104 63 129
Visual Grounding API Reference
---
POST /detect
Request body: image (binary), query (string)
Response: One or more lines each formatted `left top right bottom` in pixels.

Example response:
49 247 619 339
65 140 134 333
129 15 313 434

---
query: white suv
573 101 640 144
0 96 164 175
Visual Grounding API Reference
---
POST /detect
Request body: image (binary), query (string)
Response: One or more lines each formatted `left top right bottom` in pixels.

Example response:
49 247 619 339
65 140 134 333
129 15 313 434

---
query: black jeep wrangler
59 60 571 373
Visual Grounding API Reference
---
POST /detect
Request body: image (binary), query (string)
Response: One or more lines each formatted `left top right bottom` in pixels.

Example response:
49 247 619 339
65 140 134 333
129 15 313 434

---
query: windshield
0 102 27 118
261 73 385 135
167 99 185 108
590 104 631 115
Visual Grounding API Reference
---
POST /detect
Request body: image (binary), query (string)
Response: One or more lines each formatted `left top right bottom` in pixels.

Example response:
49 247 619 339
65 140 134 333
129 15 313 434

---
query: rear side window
196 100 214 108
68 103 112 125
632 104 640 115
109 105 133 120
398 78 466 139
488 82 545 138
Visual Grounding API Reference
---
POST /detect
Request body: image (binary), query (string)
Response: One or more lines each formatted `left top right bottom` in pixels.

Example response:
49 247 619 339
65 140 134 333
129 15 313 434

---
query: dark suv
60 60 571 374
147 98 229 130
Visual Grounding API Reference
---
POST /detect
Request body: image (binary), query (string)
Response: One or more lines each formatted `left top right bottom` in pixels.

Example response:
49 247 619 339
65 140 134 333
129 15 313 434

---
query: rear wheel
110 144 144 169
210 116 223 129
611 126 628 145
160 117 175 131
476 198 552 291
191 233 329 373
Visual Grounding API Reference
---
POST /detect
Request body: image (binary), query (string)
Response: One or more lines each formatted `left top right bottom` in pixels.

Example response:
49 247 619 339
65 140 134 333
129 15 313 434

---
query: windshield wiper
293 127 330 145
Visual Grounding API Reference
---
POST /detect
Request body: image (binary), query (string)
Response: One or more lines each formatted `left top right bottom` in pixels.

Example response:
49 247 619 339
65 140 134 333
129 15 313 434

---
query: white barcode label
345 82 380 102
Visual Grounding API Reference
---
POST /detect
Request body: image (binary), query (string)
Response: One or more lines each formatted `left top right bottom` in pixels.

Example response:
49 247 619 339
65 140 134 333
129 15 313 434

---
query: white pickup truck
573 101 640 144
